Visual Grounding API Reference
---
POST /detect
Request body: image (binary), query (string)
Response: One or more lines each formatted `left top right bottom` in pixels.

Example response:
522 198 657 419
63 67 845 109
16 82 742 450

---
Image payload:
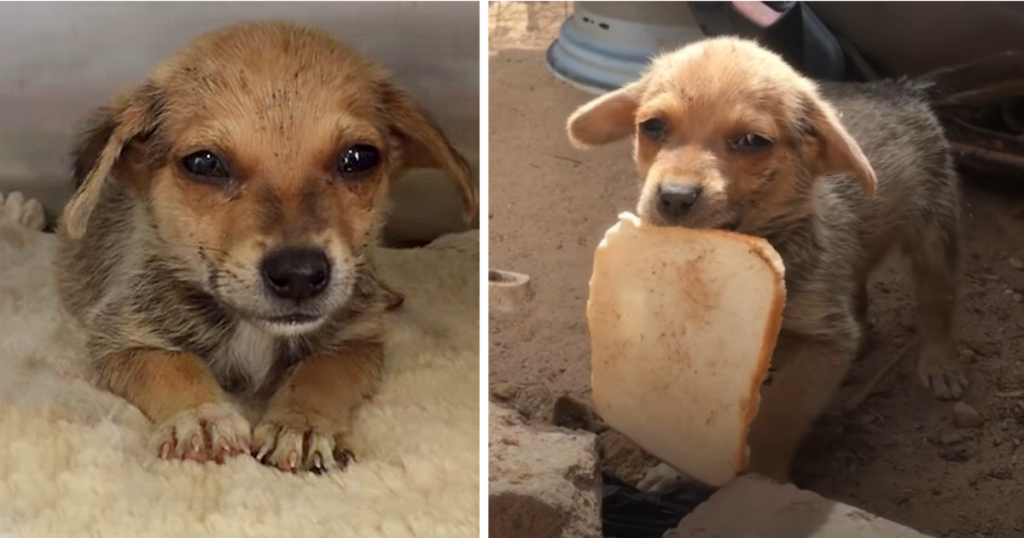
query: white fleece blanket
0 193 480 537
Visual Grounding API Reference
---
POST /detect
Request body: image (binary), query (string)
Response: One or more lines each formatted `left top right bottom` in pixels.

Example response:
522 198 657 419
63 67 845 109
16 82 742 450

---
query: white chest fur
210 320 278 391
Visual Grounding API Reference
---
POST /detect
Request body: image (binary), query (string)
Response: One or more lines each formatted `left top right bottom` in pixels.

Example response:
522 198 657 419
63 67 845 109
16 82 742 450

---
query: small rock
952 402 984 429
491 382 519 401
939 446 972 462
516 403 534 419
967 341 998 358
987 467 1012 480
1015 293 1023 303
1010 256 1024 270
938 430 965 446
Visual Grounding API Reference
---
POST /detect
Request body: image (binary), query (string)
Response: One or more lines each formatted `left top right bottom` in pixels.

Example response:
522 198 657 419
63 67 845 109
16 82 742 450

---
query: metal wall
0 1 479 243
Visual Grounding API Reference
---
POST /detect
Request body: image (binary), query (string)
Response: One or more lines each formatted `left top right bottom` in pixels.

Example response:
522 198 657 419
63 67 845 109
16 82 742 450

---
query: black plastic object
687 1 879 82
724 0 843 80
601 473 716 538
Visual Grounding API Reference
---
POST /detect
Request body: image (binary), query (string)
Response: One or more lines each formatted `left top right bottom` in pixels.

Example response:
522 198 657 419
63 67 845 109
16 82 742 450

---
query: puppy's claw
918 349 967 400
924 372 966 401
185 439 207 462
254 416 353 474
310 452 326 474
281 450 300 472
254 445 272 463
151 402 251 464
333 446 356 469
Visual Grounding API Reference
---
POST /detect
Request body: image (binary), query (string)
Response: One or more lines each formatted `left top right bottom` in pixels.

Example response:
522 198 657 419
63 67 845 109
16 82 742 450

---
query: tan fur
568 37 963 482
55 22 476 473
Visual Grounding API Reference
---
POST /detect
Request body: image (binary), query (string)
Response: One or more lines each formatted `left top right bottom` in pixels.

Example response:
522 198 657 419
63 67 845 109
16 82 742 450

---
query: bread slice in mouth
587 212 786 487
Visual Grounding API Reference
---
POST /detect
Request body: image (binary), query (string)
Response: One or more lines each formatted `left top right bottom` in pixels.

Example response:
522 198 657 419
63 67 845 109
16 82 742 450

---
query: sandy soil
488 3 1024 537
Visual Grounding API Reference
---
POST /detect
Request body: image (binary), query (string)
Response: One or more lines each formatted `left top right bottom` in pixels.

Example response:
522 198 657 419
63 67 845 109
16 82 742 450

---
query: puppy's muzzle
261 248 331 302
657 183 702 222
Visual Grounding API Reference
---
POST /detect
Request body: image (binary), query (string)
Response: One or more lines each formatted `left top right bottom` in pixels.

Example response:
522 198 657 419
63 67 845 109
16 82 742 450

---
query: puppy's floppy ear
378 82 477 220
803 95 878 197
566 77 646 149
64 84 164 239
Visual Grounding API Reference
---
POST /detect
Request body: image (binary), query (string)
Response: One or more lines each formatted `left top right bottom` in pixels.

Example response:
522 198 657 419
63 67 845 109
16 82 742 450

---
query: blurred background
0 1 479 246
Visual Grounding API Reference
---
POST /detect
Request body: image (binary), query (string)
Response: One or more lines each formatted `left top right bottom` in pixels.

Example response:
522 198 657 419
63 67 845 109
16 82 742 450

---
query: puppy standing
567 38 962 482
55 22 476 472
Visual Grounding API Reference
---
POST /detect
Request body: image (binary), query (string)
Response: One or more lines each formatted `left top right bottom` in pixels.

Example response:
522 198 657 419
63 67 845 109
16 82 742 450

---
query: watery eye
639 118 665 139
731 133 773 151
181 150 228 179
338 145 380 178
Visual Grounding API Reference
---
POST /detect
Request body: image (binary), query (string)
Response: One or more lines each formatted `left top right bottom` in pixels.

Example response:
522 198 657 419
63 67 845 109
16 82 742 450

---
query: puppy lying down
54 22 476 473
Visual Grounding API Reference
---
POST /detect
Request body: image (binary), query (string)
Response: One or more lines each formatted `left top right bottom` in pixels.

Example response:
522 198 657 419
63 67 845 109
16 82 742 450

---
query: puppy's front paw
152 402 251 463
637 462 687 493
253 412 354 474
918 346 967 400
0 191 46 231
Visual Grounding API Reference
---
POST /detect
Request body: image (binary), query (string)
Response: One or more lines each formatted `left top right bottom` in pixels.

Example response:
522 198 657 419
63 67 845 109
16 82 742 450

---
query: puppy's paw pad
918 351 967 400
253 418 354 474
637 462 686 493
152 402 251 463
0 191 46 231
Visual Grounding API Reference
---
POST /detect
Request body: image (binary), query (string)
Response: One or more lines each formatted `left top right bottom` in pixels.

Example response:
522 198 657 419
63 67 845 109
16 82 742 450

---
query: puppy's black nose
657 183 702 220
261 248 330 302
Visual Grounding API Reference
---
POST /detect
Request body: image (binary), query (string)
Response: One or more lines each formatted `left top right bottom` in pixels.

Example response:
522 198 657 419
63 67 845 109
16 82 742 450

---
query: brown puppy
54 22 476 473
567 37 961 482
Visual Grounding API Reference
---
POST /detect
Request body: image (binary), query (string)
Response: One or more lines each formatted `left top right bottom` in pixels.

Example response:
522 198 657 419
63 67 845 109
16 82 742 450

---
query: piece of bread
587 212 786 486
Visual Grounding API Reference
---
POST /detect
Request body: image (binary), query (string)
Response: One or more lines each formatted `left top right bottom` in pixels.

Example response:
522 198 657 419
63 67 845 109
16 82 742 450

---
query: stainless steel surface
0 1 479 242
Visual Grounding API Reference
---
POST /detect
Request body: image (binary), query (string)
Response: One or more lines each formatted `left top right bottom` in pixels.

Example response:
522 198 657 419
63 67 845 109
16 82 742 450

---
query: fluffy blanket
0 192 480 537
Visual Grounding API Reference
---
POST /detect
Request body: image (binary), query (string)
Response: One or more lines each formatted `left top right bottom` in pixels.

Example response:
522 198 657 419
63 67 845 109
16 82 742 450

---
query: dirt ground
488 3 1024 537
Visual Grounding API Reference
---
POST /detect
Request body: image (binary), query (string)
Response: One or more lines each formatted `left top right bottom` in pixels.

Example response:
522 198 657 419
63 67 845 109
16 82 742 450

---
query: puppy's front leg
253 340 383 473
746 332 856 482
97 349 251 462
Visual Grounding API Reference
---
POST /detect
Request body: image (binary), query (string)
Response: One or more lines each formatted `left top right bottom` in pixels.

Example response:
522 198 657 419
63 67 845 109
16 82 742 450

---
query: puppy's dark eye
338 145 380 178
730 133 773 151
639 118 665 139
181 150 228 179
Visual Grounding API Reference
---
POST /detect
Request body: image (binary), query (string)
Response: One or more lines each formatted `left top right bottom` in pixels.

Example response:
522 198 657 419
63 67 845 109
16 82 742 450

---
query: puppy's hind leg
903 206 965 400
